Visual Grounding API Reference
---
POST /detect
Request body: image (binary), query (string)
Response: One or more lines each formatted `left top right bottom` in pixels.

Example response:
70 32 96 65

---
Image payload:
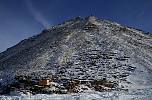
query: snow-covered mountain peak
0 16 152 96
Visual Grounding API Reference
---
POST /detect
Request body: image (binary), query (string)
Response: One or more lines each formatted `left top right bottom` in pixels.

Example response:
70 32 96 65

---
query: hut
39 79 50 86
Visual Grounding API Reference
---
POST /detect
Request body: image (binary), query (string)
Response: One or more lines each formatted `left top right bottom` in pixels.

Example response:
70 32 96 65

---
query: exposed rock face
0 16 152 93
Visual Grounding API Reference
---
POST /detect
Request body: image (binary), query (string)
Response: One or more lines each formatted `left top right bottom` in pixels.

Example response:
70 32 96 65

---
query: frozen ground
0 88 152 100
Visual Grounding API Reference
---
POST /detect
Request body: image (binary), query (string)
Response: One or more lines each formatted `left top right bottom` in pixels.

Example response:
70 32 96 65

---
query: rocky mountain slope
0 16 152 94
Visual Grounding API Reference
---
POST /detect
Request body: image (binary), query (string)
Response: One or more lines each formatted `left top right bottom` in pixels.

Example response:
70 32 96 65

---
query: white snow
1 89 152 100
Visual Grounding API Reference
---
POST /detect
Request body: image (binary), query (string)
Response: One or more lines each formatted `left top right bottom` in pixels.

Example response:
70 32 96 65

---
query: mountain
0 16 152 94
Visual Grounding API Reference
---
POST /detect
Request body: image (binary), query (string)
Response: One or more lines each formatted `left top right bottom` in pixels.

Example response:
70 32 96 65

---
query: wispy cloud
25 0 51 28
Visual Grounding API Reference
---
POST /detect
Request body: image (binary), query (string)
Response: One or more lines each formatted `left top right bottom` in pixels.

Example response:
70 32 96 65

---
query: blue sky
0 0 152 52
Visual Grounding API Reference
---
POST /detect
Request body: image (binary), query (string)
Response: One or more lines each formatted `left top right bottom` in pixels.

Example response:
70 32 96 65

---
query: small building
39 79 50 86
